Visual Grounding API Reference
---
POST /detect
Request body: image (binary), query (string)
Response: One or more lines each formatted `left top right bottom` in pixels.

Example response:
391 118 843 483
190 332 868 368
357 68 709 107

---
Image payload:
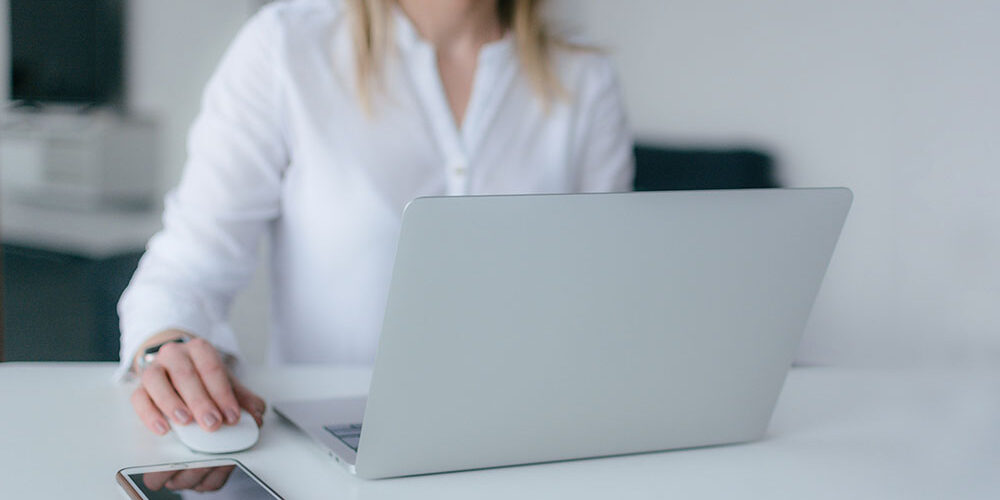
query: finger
142 470 179 491
232 378 267 427
158 343 223 431
130 386 170 435
194 465 235 492
187 338 241 425
164 467 211 491
140 363 193 425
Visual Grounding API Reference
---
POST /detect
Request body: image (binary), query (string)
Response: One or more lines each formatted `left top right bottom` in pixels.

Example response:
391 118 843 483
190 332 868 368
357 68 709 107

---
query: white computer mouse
170 409 260 454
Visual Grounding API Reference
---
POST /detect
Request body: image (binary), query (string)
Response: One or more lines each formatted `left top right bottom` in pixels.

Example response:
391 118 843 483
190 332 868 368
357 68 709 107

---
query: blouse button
449 161 467 177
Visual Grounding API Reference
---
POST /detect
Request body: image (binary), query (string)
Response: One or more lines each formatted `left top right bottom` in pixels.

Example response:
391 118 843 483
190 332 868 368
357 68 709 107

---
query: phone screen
124 463 278 499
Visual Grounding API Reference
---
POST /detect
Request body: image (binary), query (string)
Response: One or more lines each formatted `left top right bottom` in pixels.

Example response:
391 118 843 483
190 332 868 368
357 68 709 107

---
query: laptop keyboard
324 423 363 451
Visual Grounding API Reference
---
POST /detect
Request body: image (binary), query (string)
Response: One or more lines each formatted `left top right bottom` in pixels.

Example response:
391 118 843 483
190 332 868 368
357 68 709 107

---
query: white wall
558 0 1000 367
127 0 252 193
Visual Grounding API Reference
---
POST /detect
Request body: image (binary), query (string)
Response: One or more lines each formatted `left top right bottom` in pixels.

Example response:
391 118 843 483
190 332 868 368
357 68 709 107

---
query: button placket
446 156 469 195
405 43 469 196
396 14 515 197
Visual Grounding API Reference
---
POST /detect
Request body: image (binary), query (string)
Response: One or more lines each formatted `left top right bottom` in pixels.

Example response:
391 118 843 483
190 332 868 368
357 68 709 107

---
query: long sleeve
115 8 288 380
571 57 635 193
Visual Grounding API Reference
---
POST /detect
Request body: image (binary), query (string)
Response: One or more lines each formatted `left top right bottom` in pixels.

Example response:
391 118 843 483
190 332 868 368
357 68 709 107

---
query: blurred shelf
0 199 161 258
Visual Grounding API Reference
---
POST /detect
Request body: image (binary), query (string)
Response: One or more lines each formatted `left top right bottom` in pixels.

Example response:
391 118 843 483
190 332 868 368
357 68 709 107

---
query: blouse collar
392 7 514 63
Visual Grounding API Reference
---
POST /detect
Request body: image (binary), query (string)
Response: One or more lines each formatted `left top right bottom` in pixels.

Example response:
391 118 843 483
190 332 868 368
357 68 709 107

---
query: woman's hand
129 330 266 435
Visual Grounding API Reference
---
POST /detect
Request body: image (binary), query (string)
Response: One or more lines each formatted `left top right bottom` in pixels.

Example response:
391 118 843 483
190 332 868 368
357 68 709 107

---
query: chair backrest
633 143 779 191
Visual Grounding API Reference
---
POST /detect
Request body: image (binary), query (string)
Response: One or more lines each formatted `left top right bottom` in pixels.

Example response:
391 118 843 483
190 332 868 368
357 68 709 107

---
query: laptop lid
355 188 852 478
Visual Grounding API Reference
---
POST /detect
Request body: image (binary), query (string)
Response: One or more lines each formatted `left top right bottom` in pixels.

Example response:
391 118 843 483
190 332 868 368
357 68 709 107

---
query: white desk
1 363 997 499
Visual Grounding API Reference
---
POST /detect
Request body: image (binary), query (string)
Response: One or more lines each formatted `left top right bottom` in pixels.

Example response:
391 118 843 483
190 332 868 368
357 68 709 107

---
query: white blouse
115 0 634 379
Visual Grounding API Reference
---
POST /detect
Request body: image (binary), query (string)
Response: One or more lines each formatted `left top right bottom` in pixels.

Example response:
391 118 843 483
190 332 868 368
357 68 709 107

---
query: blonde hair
346 0 567 113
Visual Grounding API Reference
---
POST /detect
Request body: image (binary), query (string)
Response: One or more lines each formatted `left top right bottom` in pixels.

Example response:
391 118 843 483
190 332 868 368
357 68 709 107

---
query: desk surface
1 363 997 499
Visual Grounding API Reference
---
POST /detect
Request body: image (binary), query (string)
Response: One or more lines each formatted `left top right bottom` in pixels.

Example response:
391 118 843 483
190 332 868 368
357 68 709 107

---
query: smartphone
116 458 283 499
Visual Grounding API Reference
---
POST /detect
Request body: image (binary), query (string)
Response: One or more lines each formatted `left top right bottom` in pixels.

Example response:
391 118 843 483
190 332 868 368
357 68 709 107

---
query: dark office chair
632 143 779 191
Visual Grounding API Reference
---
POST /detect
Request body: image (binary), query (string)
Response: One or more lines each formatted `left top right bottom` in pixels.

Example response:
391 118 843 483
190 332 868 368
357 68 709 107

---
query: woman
120 0 633 436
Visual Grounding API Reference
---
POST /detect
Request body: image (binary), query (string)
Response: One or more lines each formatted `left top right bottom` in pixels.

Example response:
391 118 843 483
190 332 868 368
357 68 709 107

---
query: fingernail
225 409 240 424
165 480 176 489
204 413 219 427
174 408 191 423
154 421 168 434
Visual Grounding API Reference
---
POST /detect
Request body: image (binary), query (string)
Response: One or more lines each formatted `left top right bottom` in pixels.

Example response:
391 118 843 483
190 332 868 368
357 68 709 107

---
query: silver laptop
275 188 852 479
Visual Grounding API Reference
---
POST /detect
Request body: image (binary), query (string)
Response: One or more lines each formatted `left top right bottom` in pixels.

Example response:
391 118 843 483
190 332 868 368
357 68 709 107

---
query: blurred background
0 0 997 369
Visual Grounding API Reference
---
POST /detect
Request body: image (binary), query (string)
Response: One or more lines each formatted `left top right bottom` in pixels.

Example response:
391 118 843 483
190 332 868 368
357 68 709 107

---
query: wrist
132 331 195 373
